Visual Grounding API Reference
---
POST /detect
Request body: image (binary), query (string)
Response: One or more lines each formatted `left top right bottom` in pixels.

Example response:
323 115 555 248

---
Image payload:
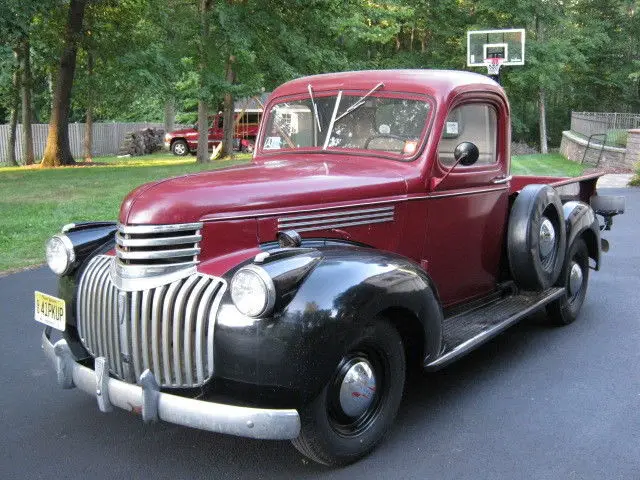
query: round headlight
45 234 75 276
230 265 275 318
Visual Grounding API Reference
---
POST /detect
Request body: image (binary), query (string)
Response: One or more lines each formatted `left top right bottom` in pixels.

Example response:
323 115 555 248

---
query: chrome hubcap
539 217 556 258
174 144 186 154
338 360 377 418
568 261 583 296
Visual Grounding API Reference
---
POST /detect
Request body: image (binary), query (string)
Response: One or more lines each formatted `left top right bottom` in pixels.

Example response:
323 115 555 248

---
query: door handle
491 175 512 184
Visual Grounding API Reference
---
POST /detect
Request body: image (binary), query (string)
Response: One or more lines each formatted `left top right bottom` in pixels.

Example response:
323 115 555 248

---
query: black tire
171 139 189 156
507 184 566 291
292 318 405 466
546 238 589 326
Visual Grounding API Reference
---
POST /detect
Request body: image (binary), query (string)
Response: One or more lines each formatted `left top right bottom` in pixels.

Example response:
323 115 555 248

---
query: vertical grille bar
195 280 219 383
140 289 153 375
150 284 167 385
89 259 106 355
130 290 142 381
98 263 112 360
162 281 180 384
105 282 119 377
77 255 226 389
82 258 102 348
183 277 209 385
172 276 199 385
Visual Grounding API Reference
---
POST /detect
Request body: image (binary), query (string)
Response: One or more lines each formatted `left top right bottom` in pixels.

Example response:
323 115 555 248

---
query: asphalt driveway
1 187 638 479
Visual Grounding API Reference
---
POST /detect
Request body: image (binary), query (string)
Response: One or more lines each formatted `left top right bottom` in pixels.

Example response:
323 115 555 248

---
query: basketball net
484 57 504 76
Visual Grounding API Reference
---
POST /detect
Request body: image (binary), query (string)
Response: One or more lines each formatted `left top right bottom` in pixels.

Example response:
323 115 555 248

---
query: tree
19 38 35 164
196 0 213 163
41 0 88 167
0 0 49 165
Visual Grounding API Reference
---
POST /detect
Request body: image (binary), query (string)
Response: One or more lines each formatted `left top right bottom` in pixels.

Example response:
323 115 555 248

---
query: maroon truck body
40 70 622 467
132 70 597 307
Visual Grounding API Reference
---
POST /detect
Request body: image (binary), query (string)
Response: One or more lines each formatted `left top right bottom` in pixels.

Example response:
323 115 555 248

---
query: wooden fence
0 122 169 163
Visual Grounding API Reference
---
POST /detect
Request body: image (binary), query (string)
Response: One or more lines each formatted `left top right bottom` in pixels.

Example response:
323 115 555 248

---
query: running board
425 287 565 370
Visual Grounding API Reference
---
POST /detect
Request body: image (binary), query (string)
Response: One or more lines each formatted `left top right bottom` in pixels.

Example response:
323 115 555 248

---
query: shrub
605 129 628 148
630 163 640 187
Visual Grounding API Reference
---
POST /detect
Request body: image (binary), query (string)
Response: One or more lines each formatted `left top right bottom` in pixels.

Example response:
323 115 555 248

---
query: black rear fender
563 201 601 270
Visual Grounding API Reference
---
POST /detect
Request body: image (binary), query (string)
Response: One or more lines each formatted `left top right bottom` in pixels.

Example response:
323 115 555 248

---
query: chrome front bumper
42 331 301 440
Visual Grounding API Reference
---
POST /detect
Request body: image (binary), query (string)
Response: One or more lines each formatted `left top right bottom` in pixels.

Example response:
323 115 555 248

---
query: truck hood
119 158 408 225
167 127 195 137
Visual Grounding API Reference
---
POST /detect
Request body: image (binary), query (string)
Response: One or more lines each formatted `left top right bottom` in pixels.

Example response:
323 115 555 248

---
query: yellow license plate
34 291 66 331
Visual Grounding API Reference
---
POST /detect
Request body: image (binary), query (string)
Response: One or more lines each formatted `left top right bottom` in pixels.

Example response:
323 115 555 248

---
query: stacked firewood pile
119 128 165 156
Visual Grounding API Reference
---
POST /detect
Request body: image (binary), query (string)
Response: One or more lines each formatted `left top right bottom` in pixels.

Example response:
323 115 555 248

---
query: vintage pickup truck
37 70 625 466
164 112 259 155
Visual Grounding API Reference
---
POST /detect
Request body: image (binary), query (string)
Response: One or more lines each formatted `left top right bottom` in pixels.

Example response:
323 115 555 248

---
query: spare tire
507 184 566 291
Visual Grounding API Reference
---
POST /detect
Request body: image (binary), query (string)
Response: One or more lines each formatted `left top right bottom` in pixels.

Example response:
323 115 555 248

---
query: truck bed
510 172 603 203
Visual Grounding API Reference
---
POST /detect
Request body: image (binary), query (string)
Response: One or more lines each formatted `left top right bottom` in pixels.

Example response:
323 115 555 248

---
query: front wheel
292 318 405 466
171 139 189 156
546 238 590 326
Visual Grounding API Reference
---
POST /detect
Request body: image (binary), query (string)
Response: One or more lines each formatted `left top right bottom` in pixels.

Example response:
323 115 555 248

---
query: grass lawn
0 152 583 273
0 153 250 272
511 153 584 177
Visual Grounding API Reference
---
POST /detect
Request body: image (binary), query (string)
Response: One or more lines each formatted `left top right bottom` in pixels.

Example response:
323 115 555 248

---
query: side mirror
454 142 479 167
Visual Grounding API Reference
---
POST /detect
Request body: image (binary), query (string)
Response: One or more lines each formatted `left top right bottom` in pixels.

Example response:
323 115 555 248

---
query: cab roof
270 69 503 100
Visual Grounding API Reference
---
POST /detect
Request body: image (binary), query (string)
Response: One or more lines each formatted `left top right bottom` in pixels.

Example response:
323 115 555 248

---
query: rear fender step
425 287 565 370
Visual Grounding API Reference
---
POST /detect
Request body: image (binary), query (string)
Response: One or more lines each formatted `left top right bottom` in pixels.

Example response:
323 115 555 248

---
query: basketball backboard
467 28 526 67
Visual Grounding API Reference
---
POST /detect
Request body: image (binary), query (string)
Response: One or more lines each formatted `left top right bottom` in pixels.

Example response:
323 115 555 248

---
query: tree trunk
220 55 236 159
41 0 88 168
536 16 548 154
410 26 414 52
7 49 20 167
164 97 175 134
196 0 212 164
538 87 548 154
20 38 35 166
83 51 94 162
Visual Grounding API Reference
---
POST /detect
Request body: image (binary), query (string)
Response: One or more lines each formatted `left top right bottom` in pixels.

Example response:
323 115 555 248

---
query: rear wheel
547 238 590 326
292 318 405 466
171 139 189 156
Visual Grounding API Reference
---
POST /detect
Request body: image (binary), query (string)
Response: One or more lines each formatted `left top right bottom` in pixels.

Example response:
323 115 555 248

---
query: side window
438 104 497 167
217 116 224 129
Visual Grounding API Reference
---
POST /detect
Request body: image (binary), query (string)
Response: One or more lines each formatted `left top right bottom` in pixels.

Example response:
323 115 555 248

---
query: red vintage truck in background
36 70 625 467
164 111 261 155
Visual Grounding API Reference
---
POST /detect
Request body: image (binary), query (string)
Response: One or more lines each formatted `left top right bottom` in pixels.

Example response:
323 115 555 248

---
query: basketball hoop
484 57 504 76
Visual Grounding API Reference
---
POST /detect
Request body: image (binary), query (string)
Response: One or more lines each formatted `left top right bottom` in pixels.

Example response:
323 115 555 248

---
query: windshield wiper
307 84 322 133
334 82 384 122
323 91 343 150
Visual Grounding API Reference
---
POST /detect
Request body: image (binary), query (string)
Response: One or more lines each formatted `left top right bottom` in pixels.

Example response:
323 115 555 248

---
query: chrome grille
116 222 202 266
77 255 226 388
114 222 203 291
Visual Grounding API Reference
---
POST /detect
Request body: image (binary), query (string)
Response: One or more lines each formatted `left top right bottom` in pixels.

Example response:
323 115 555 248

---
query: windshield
260 93 432 160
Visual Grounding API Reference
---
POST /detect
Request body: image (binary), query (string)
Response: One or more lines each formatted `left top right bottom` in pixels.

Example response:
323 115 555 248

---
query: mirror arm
431 154 468 191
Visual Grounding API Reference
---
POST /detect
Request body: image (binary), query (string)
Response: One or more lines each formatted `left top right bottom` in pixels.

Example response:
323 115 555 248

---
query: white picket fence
0 122 168 163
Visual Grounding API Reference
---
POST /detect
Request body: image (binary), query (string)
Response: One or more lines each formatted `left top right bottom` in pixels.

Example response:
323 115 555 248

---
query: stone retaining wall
560 130 634 170
626 129 640 168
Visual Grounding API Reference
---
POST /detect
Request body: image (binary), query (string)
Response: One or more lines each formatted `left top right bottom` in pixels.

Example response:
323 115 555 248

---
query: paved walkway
597 173 634 188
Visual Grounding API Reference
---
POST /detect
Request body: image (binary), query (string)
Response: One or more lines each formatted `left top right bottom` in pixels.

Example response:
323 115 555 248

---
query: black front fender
213 246 443 406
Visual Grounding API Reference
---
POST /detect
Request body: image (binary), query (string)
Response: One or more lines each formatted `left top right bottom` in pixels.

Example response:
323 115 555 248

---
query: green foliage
630 163 640 187
2 0 639 146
